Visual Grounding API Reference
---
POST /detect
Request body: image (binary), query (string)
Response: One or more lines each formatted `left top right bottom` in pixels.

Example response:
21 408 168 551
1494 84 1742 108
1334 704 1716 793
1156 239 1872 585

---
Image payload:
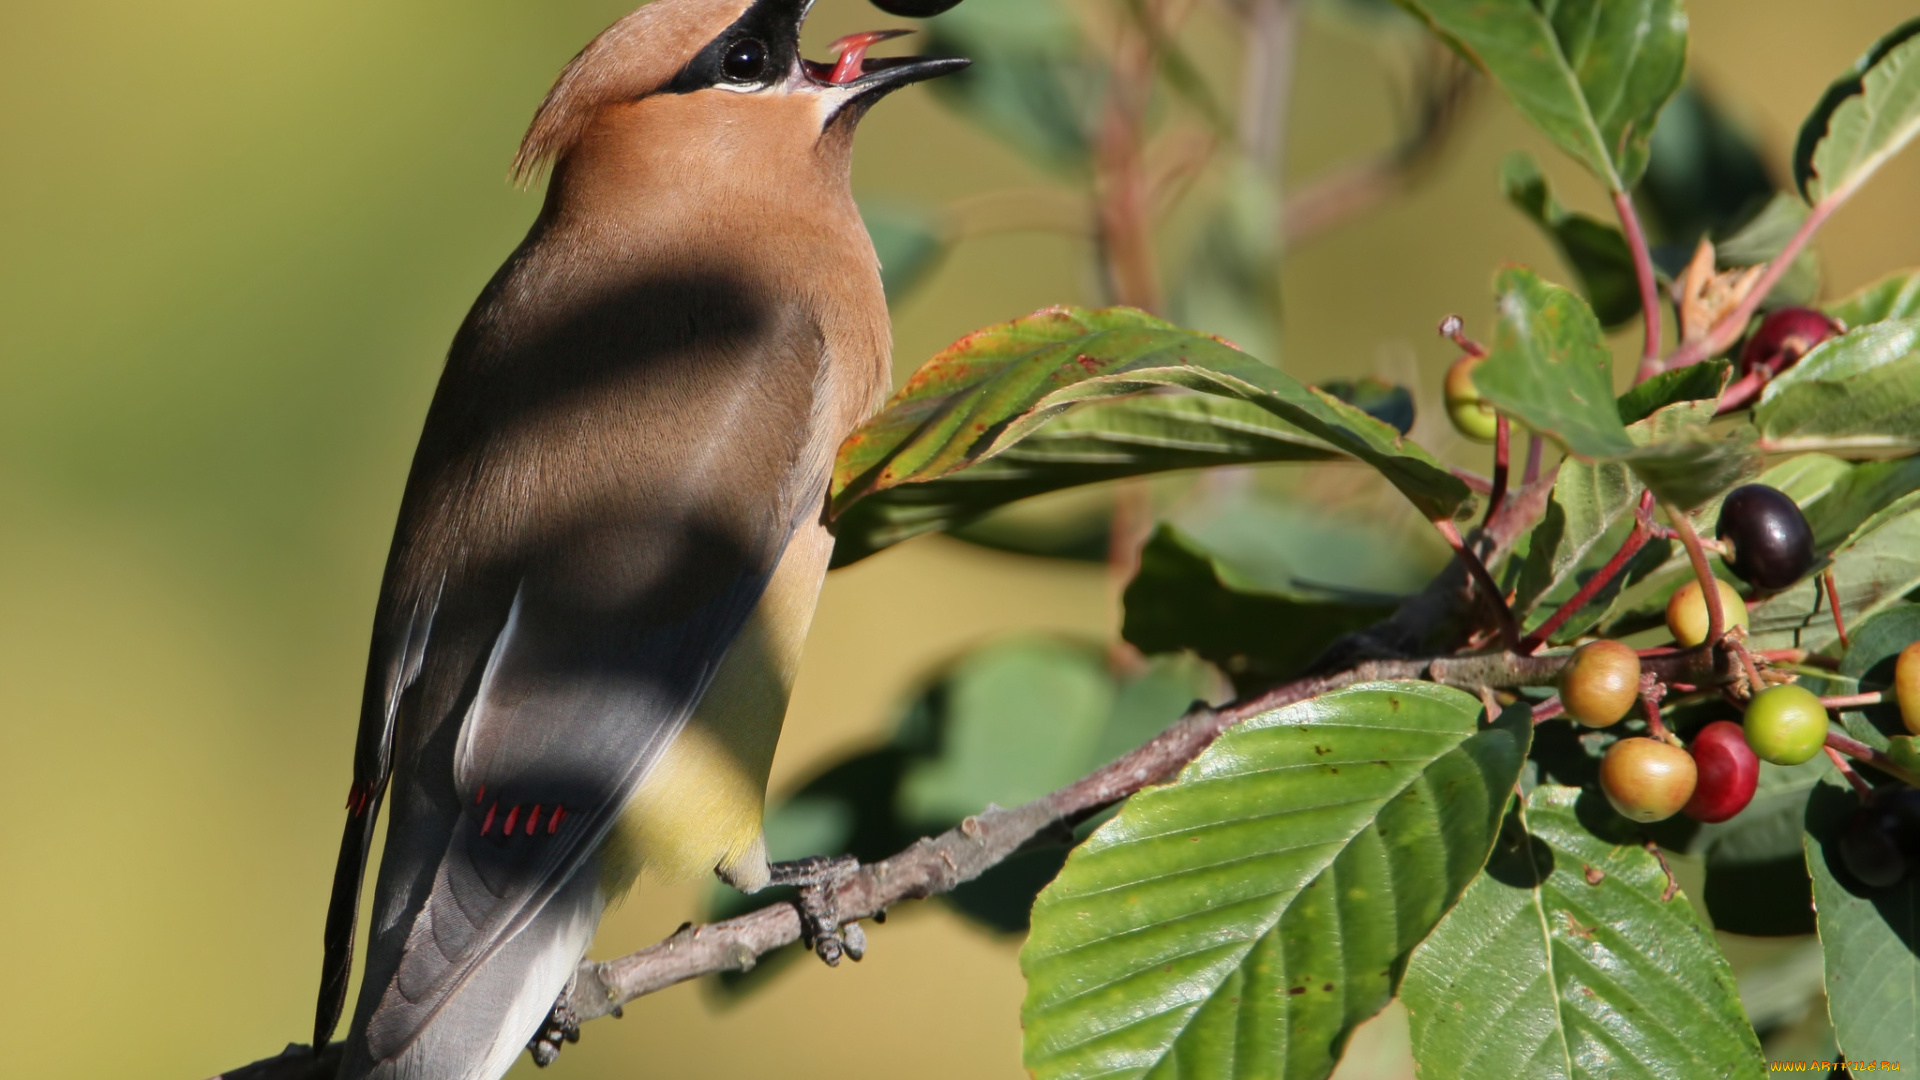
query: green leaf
859 199 947 304
830 307 1471 554
1395 0 1687 191
1475 268 1635 460
1755 317 1920 454
1826 267 1920 326
1403 786 1764 1078
1749 491 1920 653
1641 81 1777 243
1476 269 1756 508
1122 525 1397 689
1793 17 1920 202
1615 358 1729 426
1714 194 1819 309
925 0 1102 175
1501 152 1640 328
1805 779 1920 1068
830 391 1343 566
1021 684 1528 1080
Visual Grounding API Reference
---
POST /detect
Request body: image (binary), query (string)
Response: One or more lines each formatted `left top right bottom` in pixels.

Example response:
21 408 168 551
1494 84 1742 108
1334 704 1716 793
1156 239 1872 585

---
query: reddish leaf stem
1518 491 1657 654
1825 728 1920 788
1667 504 1727 648
1660 196 1839 374
1823 568 1851 649
1822 692 1884 709
1825 746 1876 801
1614 191 1664 380
1486 415 1511 528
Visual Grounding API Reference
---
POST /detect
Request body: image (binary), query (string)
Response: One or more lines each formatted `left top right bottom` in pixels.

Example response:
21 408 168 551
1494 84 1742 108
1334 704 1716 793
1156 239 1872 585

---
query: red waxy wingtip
525 805 542 836
480 803 497 835
503 806 521 835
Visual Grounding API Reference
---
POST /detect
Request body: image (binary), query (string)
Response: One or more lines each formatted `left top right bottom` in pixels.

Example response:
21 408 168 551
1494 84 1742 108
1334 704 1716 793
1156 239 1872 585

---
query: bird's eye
722 38 769 82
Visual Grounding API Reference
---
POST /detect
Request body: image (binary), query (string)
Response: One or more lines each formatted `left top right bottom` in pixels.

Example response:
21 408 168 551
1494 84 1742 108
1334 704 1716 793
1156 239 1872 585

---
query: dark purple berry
1716 484 1814 591
1739 307 1843 378
1839 802 1911 888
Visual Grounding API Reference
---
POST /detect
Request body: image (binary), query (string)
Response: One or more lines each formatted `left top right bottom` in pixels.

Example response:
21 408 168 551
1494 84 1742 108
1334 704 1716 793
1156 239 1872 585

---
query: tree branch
215 636 1733 1080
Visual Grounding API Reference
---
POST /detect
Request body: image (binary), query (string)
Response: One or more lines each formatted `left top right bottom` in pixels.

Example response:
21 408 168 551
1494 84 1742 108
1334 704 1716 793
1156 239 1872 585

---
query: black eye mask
868 0 964 16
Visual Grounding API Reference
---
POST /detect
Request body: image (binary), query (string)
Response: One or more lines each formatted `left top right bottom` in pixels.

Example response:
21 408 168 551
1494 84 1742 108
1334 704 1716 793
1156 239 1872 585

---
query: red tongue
827 30 909 84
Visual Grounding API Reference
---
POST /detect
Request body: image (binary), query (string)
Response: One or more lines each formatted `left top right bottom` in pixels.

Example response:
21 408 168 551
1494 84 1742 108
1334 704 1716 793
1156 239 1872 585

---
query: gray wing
341 244 835 1067
363 552 774 1061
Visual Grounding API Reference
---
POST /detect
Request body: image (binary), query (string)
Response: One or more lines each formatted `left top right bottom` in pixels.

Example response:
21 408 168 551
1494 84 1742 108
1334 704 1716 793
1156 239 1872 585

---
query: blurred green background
4 1 1920 1077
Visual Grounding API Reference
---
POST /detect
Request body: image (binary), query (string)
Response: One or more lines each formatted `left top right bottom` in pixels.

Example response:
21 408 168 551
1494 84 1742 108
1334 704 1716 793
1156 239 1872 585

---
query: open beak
803 29 970 99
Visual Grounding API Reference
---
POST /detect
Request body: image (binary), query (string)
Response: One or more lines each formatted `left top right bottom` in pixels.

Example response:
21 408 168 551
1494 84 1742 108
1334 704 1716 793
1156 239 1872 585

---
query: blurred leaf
1622 423 1761 513
1174 490 1448 597
899 637 1114 824
1755 317 1920 455
1794 17 1920 203
830 306 1472 555
1122 525 1396 689
1395 0 1686 191
1615 358 1730 425
1805 779 1920 1068
1749 491 1920 653
1317 377 1416 435
1172 161 1284 363
1501 151 1639 328
1826 267 1920 326
1690 758 1830 936
859 199 948 304
1475 268 1635 460
1021 684 1528 1080
1641 82 1778 244
925 0 1102 174
1835 604 1920 750
1403 787 1764 1078
1714 194 1820 308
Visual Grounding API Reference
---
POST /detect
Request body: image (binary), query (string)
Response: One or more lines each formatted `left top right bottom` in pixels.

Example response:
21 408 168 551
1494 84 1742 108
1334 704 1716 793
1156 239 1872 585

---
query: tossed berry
1666 578 1750 648
1897 641 1920 737
1600 737 1699 823
869 0 965 14
1716 485 1815 591
1683 721 1760 823
1444 355 1500 443
1738 307 1843 378
1743 683 1829 766
1838 802 1910 888
1559 641 1642 728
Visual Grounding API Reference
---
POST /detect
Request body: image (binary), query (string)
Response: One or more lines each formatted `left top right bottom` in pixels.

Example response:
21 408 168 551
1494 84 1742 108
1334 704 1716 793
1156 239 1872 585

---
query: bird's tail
335 869 603 1080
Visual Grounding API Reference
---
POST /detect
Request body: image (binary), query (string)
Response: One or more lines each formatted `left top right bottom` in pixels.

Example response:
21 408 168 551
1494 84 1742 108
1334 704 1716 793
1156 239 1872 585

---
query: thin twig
1822 692 1884 709
1435 518 1520 651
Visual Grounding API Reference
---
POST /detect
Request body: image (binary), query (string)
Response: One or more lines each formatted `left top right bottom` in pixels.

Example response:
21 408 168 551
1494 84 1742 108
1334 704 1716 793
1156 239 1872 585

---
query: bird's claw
767 854 864 966
527 992 581 1068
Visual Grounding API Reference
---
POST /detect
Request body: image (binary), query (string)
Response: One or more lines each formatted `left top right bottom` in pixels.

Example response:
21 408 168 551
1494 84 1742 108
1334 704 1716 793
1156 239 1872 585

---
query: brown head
513 0 967 188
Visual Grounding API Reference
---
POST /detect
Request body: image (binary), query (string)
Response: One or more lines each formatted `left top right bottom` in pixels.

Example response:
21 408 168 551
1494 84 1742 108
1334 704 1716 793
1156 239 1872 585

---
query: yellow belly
599 521 833 894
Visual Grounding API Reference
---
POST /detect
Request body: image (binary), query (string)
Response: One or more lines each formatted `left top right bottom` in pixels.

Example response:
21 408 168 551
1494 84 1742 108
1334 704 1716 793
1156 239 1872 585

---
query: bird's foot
527 991 582 1068
767 854 865 966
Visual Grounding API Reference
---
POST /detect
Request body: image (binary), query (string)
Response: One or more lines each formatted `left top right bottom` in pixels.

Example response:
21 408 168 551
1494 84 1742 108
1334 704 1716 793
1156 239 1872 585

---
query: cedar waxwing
312 3 965 1077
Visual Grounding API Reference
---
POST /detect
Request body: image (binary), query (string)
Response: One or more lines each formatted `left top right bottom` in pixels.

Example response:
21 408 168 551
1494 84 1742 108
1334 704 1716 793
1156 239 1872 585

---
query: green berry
1559 640 1641 728
1742 683 1829 766
1444 356 1499 443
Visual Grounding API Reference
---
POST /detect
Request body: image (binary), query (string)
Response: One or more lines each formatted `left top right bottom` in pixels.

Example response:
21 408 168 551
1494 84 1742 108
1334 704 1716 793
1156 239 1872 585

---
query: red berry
1682 721 1760 823
1738 307 1843 378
